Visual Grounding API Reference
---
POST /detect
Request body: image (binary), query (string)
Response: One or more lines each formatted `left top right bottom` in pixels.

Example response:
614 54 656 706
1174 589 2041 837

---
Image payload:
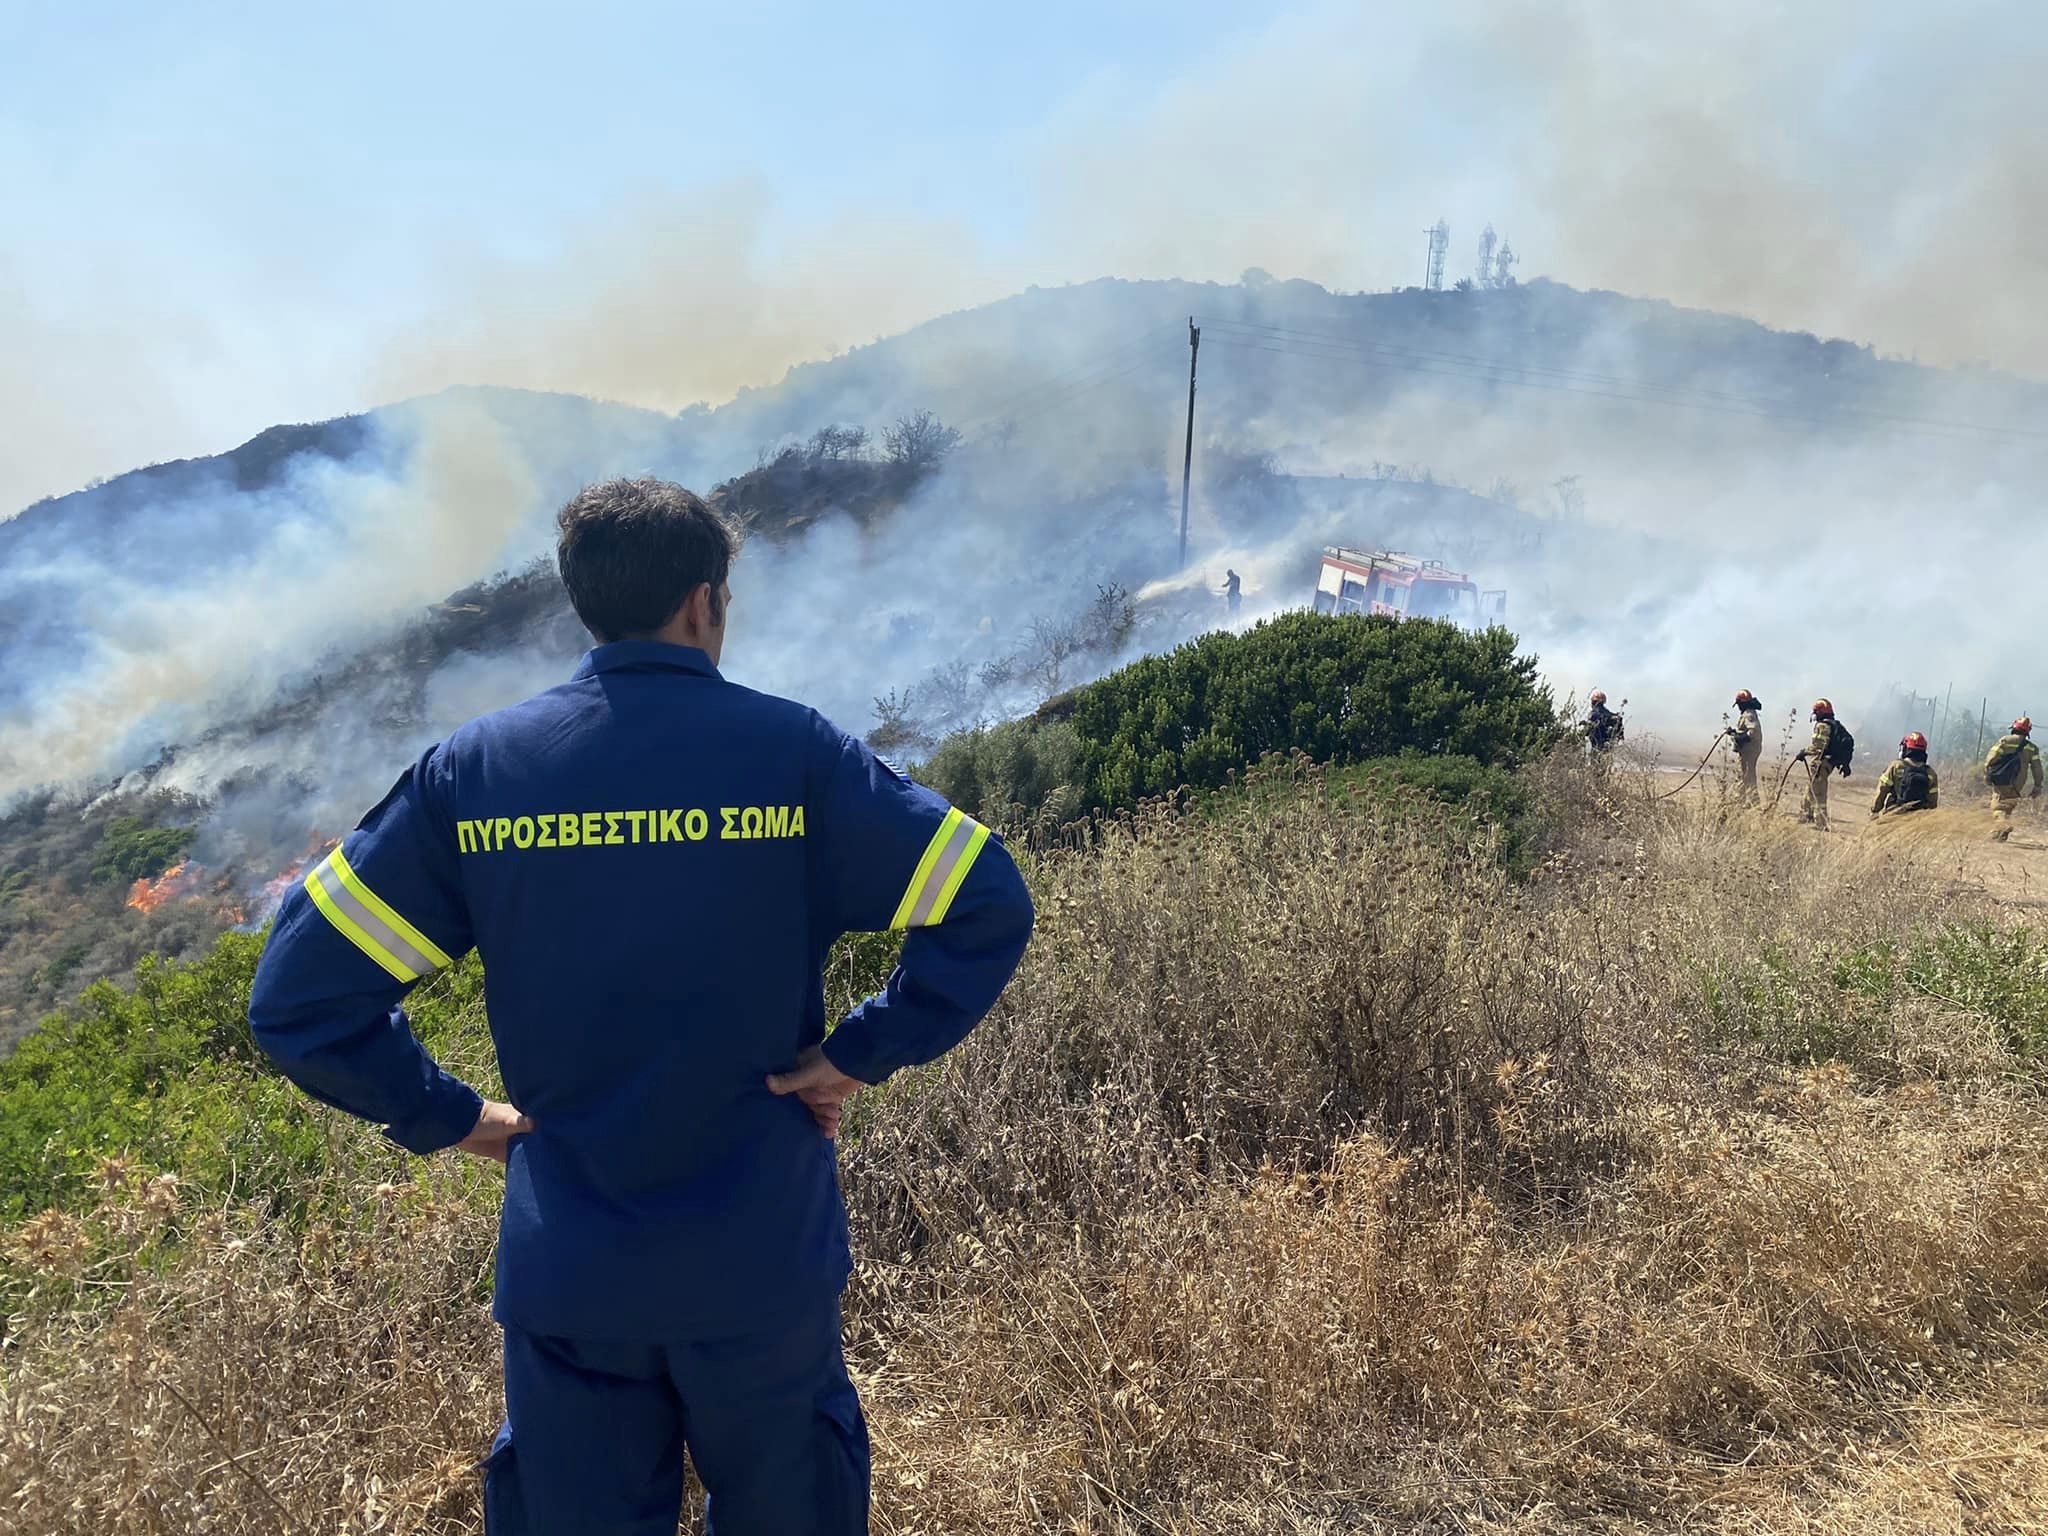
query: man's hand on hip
457 1100 536 1163
767 1046 865 1139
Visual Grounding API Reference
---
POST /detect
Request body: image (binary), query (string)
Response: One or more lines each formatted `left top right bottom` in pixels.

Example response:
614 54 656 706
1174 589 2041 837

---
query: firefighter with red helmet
1872 731 1938 816
1793 698 1853 830
1984 716 2043 841
1724 689 1764 804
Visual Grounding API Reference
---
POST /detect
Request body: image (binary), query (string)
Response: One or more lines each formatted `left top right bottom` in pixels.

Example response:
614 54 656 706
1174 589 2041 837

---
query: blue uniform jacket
248 641 1035 1340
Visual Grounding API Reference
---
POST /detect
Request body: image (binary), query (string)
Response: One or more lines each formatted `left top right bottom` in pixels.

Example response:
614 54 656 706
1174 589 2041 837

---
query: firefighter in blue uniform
248 478 1035 1535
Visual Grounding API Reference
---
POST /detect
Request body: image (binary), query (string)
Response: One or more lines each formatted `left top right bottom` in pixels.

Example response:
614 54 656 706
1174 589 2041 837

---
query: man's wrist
819 1036 877 1088
383 1078 486 1154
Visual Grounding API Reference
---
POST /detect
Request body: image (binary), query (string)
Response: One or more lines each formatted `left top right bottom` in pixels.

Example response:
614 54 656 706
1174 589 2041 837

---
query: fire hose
1765 753 1806 813
1651 733 1729 802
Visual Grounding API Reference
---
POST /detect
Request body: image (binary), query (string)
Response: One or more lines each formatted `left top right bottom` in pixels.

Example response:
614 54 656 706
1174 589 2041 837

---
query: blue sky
6 3 1254 271
0 1 1269 504
2 0 2040 511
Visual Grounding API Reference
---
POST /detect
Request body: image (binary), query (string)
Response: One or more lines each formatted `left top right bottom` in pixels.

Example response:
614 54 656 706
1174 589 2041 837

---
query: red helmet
1901 731 1928 752
1734 688 1755 706
1590 690 1607 704
2016 717 2033 736
1812 698 1834 719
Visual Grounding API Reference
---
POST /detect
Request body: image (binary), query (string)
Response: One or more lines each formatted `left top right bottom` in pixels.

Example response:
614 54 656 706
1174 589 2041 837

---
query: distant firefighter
1223 567 1242 617
1984 716 2043 841
1871 732 1938 817
1794 697 1854 831
1583 691 1624 757
1724 688 1763 804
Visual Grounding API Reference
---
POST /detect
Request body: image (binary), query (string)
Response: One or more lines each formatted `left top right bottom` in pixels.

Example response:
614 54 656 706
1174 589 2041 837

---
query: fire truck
1311 547 1505 628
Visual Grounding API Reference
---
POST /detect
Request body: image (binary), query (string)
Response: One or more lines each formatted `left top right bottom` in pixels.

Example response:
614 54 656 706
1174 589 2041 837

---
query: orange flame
127 862 204 913
261 858 309 908
252 834 341 920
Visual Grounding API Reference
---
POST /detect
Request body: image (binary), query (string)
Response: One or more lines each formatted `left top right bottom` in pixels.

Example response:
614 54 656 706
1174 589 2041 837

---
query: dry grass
6 763 2048 1533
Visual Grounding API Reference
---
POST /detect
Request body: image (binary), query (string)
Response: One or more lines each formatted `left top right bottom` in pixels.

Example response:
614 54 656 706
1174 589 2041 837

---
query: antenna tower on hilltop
1423 219 1449 291
1492 239 1517 287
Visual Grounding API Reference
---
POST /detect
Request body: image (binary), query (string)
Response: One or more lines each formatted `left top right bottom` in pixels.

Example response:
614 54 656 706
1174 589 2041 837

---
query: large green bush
922 613 1558 830
1071 612 1555 810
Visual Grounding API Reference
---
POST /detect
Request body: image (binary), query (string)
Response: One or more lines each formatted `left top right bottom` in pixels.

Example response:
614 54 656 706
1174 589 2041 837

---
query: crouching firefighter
1794 698 1853 831
1872 732 1938 817
247 478 1036 1536
1985 716 2044 841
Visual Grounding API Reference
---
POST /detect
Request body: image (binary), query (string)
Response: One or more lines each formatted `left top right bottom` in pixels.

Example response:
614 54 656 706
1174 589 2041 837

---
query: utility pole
1178 315 1200 569
1976 696 1989 761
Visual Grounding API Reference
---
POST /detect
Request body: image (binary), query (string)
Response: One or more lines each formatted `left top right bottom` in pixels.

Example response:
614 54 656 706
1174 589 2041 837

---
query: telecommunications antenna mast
1424 219 1449 291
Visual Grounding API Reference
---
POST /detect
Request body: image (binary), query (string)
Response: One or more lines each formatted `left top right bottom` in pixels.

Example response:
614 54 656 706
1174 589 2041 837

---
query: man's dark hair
555 477 737 642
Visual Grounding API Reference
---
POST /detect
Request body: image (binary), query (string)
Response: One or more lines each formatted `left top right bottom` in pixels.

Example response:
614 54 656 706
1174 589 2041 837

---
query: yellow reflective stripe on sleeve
303 867 414 983
923 820 990 927
303 847 451 983
889 807 989 929
889 808 962 930
326 848 452 970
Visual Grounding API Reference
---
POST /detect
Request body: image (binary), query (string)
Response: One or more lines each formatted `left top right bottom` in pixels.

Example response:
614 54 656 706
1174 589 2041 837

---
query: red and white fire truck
1310 547 1506 628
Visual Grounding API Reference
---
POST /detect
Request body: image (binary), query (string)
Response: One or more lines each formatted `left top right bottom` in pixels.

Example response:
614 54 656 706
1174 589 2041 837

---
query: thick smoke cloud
0 392 627 801
1037 0 2047 375
372 187 1012 425
8 0 2042 517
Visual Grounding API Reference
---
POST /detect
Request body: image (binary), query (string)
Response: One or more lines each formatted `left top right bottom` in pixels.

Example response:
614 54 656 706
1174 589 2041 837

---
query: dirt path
1645 751 2048 910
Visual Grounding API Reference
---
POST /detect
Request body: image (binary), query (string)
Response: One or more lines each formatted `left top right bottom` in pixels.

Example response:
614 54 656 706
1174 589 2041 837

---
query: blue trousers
483 1299 870 1535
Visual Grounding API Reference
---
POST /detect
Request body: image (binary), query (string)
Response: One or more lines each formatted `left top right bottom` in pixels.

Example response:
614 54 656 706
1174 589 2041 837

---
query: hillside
0 441 979 1040
6 273 2046 1037
13 275 2041 711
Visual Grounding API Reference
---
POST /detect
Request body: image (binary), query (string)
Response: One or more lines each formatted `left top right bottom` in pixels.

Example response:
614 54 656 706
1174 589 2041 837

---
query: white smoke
0 394 551 799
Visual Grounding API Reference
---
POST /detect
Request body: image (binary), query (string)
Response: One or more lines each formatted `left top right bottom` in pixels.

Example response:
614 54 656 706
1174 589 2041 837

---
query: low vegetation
922 611 1558 838
0 791 221 1046
5 745 2048 1532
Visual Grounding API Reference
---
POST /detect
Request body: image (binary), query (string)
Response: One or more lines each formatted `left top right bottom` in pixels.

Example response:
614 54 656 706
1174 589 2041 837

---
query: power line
1196 316 2048 446
951 322 1180 434
1205 316 1777 408
956 348 1167 438
1199 315 2048 444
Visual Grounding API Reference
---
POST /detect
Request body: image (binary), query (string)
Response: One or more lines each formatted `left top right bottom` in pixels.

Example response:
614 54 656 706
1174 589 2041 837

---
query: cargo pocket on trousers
481 1424 527 1536
817 1384 872 1531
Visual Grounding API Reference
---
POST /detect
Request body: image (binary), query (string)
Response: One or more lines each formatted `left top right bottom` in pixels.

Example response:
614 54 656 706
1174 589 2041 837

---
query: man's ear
682 581 715 637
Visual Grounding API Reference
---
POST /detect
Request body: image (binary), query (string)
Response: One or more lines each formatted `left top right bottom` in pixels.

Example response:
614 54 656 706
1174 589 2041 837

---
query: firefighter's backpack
1988 737 2029 787
1897 760 1932 806
1823 720 1855 771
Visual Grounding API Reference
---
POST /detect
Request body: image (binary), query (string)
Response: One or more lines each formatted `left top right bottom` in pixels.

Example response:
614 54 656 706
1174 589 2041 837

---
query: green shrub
89 816 196 884
1903 924 2048 1058
921 613 1560 833
1069 612 1557 813
919 718 1082 834
0 916 924 1228
1688 923 2048 1067
0 933 281 1218
1689 944 1878 1064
